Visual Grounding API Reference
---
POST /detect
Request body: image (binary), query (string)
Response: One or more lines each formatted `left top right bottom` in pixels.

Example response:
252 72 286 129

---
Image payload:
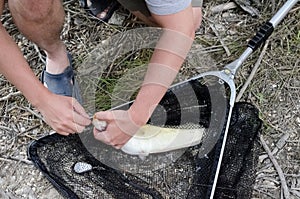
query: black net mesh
27 81 262 199
189 102 262 199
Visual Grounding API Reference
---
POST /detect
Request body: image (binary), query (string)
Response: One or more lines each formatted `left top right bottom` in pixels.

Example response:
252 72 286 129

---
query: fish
93 117 204 158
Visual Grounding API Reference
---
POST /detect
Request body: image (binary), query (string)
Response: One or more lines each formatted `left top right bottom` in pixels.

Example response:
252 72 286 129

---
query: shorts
117 0 203 16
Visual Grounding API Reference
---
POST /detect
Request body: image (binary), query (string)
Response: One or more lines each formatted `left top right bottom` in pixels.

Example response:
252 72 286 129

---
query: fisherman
0 0 202 148
93 0 203 148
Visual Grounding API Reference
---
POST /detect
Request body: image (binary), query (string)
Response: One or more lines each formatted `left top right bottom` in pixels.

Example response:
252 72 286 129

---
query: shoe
40 53 83 104
80 0 120 22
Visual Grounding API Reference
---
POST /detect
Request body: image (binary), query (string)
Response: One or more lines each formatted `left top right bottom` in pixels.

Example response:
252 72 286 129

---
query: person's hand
36 93 91 135
93 110 143 149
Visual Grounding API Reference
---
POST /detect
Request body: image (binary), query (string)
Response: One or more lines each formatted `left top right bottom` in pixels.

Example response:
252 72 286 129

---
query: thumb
94 111 114 121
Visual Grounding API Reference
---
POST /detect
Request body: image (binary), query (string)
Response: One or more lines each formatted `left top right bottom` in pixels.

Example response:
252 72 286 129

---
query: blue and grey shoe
40 53 83 104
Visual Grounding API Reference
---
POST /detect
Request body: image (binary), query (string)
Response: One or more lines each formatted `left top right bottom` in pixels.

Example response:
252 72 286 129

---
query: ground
0 0 299 198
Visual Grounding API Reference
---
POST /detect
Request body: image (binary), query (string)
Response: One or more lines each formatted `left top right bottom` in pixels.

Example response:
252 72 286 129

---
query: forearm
0 25 50 107
129 49 189 125
129 5 196 125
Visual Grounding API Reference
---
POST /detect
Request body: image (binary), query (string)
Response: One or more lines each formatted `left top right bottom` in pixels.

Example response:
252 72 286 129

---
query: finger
72 98 90 119
45 119 73 136
93 128 111 144
56 131 70 136
55 126 73 135
73 123 86 133
94 111 114 121
72 111 91 126
56 119 81 135
66 122 85 134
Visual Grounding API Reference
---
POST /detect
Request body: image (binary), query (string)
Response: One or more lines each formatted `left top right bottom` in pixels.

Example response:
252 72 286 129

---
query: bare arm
0 2 90 134
130 5 196 125
0 25 49 106
94 4 198 147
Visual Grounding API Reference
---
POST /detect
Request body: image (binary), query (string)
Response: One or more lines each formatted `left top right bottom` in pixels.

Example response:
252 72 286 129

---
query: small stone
92 117 107 132
108 12 126 26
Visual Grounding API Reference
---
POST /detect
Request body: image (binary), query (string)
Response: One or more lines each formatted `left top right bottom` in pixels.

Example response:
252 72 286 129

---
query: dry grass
0 0 299 198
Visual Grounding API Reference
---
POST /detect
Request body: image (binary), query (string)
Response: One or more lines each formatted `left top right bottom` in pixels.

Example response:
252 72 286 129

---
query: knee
0 0 4 16
9 0 57 22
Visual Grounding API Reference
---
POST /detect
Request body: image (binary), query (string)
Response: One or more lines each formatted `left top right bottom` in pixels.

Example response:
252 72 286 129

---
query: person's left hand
93 110 142 149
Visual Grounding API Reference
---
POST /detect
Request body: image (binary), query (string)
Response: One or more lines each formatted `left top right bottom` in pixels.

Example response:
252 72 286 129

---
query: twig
260 134 291 199
286 140 300 143
62 0 76 6
0 125 12 131
24 107 44 121
23 124 40 133
7 124 40 142
254 187 277 199
209 24 231 57
210 2 237 13
0 156 32 165
236 40 269 102
290 190 300 198
291 188 300 191
24 134 39 140
259 133 289 162
0 91 21 102
8 156 33 165
0 157 11 162
64 11 71 37
284 174 300 177
290 5 300 13
33 44 46 65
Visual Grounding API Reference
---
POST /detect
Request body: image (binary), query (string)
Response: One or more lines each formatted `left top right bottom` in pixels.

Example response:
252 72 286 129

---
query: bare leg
192 7 202 31
8 0 69 74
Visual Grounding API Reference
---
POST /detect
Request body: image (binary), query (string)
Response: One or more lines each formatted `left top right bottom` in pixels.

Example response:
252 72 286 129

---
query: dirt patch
0 0 299 198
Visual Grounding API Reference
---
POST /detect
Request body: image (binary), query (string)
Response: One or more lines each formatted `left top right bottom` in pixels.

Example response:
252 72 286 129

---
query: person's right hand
36 92 91 135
